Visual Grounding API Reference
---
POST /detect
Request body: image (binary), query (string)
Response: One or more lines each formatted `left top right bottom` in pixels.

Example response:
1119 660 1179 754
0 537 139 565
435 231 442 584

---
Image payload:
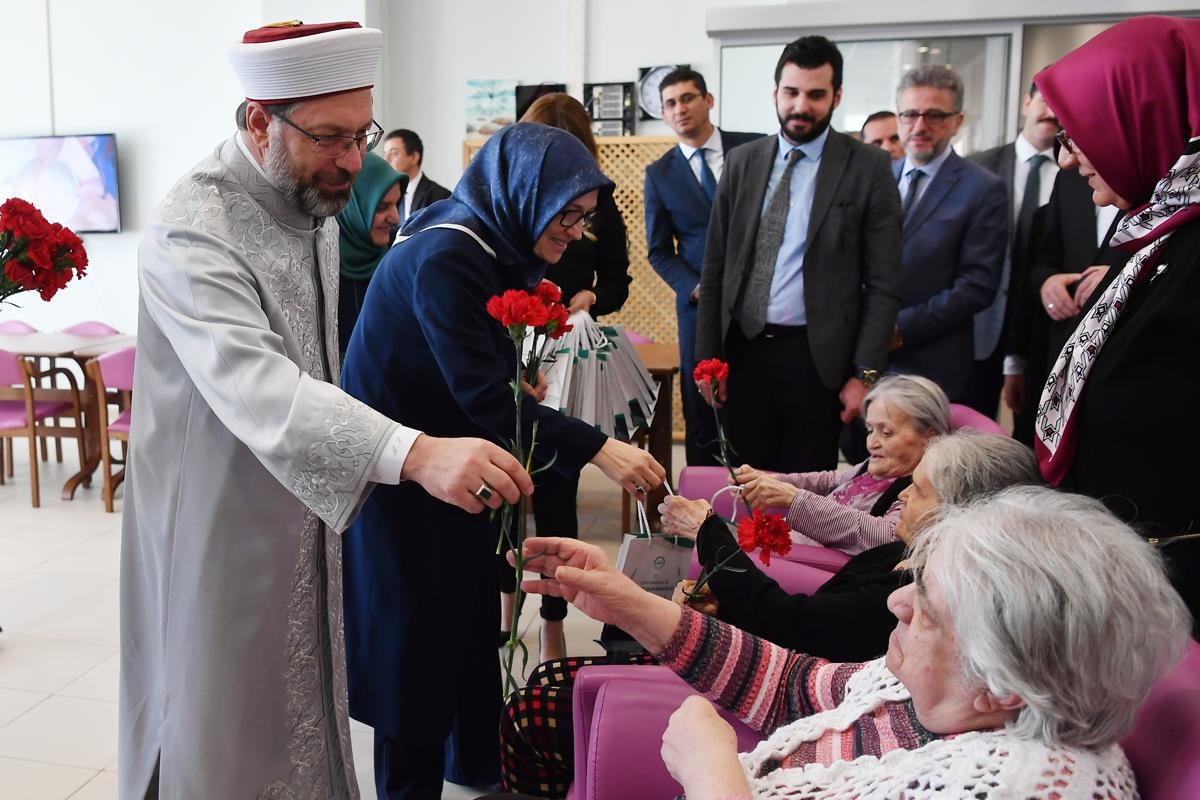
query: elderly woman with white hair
510 486 1190 799
670 374 951 559
498 431 1038 797
664 430 1039 663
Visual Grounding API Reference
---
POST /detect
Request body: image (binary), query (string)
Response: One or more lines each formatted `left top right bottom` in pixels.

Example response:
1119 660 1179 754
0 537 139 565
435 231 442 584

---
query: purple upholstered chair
85 346 134 512
570 638 1200 800
1121 638 1200 799
0 349 84 506
680 402 1012 582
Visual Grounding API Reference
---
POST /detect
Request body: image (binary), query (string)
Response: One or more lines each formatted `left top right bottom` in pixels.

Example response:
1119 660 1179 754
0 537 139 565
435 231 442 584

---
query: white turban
228 21 383 103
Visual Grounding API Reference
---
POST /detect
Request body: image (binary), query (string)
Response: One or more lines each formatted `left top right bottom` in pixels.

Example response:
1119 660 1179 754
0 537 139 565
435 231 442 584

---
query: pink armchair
569 638 1200 800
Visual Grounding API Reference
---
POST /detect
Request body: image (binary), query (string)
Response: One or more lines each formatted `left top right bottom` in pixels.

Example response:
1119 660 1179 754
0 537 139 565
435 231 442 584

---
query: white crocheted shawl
739 658 1137 799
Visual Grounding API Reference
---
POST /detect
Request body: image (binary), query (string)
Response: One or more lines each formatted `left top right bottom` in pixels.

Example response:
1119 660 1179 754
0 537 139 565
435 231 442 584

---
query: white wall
379 0 769 187
0 0 361 333
6 0 1185 333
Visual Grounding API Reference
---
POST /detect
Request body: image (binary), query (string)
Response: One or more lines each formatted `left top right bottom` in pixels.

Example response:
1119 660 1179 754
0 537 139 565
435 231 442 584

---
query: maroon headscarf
1034 16 1200 483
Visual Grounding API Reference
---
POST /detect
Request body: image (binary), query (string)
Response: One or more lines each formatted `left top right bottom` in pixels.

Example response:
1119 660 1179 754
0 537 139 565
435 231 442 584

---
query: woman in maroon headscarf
1033 15 1200 628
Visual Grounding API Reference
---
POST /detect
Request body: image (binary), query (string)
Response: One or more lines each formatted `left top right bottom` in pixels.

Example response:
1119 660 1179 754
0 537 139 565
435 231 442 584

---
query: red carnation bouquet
0 198 88 309
486 279 573 697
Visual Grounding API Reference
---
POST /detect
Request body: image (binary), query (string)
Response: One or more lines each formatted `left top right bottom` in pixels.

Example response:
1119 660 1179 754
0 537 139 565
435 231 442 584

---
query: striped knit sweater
777 463 901 555
656 608 1135 799
657 606 938 765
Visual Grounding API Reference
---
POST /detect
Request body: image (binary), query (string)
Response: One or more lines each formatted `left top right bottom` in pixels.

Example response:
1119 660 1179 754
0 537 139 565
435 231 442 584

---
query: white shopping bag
613 500 692 600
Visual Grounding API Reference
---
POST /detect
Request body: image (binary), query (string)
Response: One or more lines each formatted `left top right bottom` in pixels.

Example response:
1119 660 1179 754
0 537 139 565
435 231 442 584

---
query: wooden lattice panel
465 135 686 438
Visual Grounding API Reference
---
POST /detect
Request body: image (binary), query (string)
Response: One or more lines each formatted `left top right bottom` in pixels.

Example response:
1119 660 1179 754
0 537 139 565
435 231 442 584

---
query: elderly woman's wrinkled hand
659 496 712 540
671 579 720 616
661 696 747 797
731 463 766 487
511 536 642 627
741 473 799 511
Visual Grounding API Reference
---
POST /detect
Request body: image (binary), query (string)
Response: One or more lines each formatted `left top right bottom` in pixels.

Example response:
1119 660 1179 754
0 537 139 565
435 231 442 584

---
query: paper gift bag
614 534 693 599
613 499 692 600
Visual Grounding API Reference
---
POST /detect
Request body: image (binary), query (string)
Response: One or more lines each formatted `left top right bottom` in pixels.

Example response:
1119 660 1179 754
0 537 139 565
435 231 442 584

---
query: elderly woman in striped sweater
509 486 1189 800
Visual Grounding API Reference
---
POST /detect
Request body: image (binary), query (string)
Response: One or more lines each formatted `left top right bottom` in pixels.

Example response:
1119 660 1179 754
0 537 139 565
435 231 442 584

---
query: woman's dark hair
519 93 599 161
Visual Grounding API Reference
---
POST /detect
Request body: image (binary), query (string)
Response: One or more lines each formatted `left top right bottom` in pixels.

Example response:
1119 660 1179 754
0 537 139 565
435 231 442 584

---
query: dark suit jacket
409 173 452 214
1024 168 1126 378
966 142 1019 360
889 151 1007 401
697 131 903 390
644 129 761 310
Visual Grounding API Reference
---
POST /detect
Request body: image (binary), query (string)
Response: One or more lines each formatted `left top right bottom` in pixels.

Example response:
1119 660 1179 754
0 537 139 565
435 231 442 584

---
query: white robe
119 136 399 799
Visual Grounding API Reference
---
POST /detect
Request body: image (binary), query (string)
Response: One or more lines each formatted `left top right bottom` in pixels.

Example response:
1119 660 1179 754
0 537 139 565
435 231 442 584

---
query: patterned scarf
1033 16 1200 484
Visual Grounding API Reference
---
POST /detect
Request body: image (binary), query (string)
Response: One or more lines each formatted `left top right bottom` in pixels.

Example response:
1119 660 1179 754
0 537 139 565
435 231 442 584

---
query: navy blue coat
339 124 612 784
644 129 760 464
889 151 1007 401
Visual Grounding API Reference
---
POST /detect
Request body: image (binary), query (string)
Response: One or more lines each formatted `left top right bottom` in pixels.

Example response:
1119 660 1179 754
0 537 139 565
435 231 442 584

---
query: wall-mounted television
0 133 122 233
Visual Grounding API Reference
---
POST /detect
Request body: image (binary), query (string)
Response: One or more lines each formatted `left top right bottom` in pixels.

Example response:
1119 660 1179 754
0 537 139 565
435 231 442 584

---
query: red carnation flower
693 358 729 408
737 510 792 566
534 279 562 304
1 196 90 306
487 289 546 330
544 303 573 339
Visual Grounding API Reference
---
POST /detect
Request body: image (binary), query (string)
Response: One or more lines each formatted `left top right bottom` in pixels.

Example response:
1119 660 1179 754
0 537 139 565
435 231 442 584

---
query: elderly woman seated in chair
727 374 950 558
498 431 1039 797
506 486 1190 799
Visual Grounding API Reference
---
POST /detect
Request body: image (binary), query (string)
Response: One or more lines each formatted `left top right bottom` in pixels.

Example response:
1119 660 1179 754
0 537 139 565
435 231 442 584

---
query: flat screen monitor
0 133 122 233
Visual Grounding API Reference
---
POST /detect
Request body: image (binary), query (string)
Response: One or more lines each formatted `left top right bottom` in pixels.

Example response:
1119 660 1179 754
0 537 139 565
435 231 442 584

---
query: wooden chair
0 321 38 472
0 349 85 507
85 347 134 512
41 321 122 462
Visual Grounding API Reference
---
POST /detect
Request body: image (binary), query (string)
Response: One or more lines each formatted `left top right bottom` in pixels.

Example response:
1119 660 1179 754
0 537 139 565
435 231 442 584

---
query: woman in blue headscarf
335 152 406 355
341 123 665 798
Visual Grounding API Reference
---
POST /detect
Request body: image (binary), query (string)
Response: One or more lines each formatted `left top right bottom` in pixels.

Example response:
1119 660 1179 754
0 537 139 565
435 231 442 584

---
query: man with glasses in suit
887 65 1007 405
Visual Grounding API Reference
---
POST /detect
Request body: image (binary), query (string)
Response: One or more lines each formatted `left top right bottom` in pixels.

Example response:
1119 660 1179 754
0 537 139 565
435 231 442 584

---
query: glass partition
720 34 1011 155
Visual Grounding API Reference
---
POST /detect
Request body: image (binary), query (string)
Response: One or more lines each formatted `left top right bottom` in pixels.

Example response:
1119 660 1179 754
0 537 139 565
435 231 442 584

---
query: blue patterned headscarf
403 122 614 286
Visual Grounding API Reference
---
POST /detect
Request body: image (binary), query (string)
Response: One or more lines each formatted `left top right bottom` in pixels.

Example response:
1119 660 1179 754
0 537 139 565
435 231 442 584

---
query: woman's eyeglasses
272 112 384 158
558 208 598 229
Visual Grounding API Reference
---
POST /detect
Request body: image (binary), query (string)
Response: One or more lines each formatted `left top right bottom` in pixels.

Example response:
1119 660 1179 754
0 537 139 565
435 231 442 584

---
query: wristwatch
854 367 880 388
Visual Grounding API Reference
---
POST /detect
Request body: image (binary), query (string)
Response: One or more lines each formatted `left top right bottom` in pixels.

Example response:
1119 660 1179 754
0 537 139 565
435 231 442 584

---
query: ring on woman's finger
1047 302 1056 310
635 484 647 494
474 481 495 502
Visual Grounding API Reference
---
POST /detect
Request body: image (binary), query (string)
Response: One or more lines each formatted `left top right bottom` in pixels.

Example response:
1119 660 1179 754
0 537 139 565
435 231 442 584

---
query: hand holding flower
740 473 799 511
520 371 549 403
672 579 719 616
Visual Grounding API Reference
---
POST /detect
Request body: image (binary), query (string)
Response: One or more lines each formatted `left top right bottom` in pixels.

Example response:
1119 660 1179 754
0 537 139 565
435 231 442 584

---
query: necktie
1016 153 1050 258
739 148 803 339
694 148 717 201
902 168 925 219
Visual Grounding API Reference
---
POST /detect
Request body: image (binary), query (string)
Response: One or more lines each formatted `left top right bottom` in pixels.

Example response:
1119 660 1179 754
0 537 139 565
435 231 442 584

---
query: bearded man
696 35 902 472
119 21 531 800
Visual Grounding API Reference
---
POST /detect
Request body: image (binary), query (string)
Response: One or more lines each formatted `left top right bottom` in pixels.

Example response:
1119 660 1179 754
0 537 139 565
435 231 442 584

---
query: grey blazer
696 130 902 390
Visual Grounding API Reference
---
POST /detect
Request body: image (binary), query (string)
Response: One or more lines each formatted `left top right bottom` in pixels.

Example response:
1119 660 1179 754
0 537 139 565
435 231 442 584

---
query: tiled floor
0 442 680 799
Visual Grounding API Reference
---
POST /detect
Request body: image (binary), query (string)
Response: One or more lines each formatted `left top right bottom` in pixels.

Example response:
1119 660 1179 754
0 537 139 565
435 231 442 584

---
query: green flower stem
710 397 754 519
687 544 746 599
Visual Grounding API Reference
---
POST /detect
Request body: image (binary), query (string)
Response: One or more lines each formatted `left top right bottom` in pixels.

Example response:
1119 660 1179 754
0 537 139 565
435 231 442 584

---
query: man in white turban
119 21 532 800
